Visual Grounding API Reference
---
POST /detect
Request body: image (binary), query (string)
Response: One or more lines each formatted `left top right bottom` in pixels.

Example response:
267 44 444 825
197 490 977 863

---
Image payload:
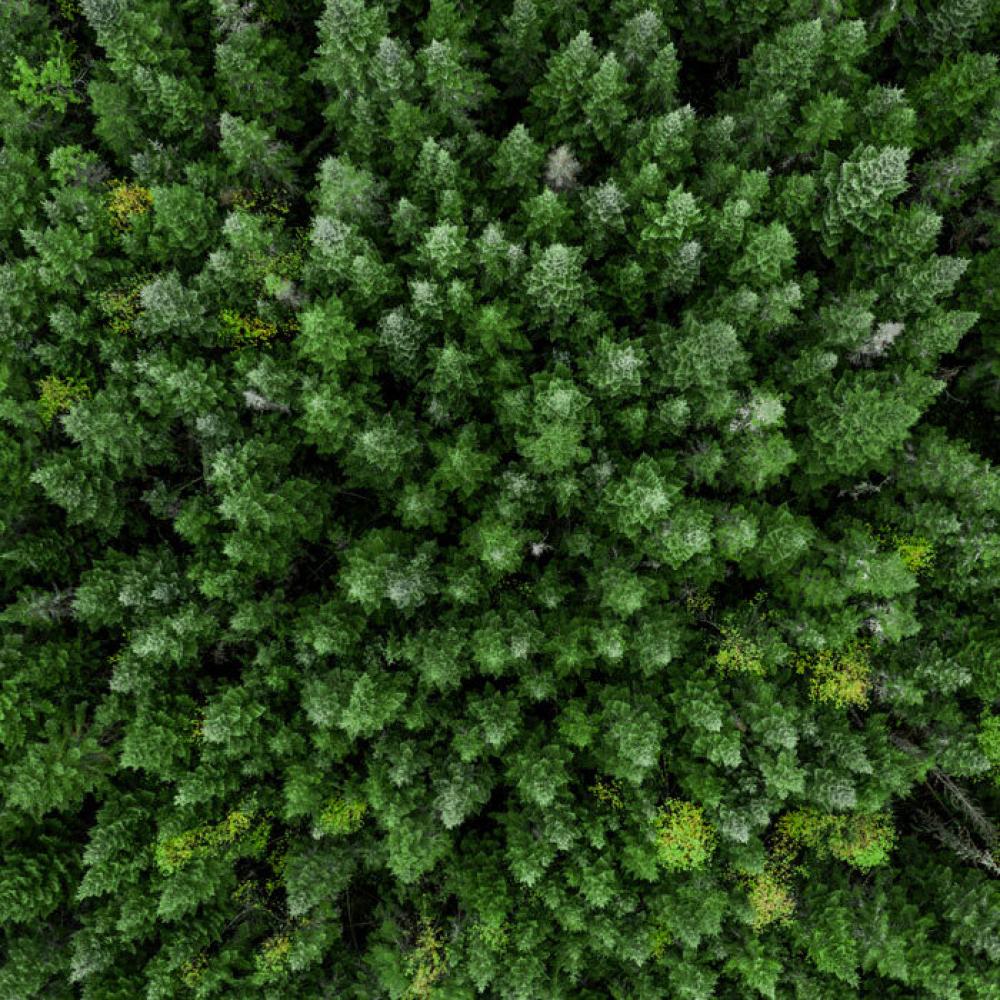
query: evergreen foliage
0 1 999 996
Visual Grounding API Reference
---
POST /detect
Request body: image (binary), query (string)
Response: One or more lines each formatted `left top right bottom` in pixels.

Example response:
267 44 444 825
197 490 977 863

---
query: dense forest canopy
0 0 999 997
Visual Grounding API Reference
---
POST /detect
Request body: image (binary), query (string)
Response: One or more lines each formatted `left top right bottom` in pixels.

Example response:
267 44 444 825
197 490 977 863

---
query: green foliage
36 375 89 426
11 38 80 113
775 808 896 871
979 712 1000 783
314 795 367 837
524 242 587 325
154 808 269 876
218 309 279 348
715 628 767 677
105 180 153 232
823 144 912 245
744 868 796 932
795 641 874 709
655 799 717 871
1 1 998 996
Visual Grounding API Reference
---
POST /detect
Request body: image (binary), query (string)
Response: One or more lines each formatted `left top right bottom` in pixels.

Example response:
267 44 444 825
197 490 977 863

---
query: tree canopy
1 1 999 997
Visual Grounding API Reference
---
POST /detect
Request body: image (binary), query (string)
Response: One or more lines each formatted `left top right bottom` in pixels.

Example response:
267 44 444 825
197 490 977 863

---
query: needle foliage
1 1 999 997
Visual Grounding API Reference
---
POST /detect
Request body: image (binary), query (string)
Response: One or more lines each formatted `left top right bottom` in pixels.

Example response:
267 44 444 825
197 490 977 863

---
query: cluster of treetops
0 0 998 996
